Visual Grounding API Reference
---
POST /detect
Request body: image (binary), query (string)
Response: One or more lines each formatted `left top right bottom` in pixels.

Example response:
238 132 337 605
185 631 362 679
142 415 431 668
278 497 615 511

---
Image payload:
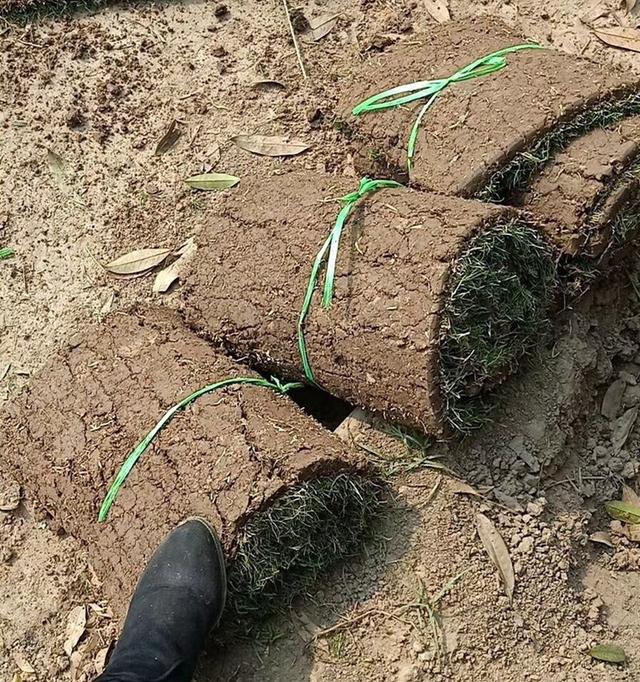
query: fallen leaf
153 238 197 293
605 500 640 524
11 673 23 682
230 135 309 157
589 531 615 548
70 650 83 680
184 173 240 191
103 248 172 277
626 0 637 12
614 487 640 541
449 480 482 497
611 406 638 453
13 652 35 674
622 484 640 505
251 79 287 92
594 27 640 53
588 643 626 664
423 0 450 23
47 149 67 179
303 13 338 41
64 605 86 656
94 643 113 675
155 120 182 156
476 512 515 602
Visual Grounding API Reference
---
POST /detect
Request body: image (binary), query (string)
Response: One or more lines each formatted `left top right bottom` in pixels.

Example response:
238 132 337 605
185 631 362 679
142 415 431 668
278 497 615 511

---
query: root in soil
438 219 556 432
227 473 382 620
478 91 640 203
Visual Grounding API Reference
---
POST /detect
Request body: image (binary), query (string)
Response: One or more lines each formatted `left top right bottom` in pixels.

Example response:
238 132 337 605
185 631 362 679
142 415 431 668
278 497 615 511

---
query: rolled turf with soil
182 173 556 434
519 116 640 291
0 307 378 620
339 17 640 203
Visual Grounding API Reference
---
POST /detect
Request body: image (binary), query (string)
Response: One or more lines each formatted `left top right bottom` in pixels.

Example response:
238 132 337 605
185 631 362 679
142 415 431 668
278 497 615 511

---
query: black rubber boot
95 518 227 682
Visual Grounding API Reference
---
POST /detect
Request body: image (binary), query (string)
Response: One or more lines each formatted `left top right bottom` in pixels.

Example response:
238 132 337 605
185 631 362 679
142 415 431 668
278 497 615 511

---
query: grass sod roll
518 116 640 292
339 17 640 199
0 308 379 620
183 173 556 435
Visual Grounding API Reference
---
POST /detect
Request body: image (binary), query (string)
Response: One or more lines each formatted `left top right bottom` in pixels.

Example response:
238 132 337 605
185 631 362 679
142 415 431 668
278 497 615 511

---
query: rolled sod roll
0 308 377 619
520 116 640 267
182 173 556 434
339 17 640 202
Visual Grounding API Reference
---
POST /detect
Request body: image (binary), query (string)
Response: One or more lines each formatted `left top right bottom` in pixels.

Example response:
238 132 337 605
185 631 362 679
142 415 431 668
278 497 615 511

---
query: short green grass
439 219 556 432
226 473 383 621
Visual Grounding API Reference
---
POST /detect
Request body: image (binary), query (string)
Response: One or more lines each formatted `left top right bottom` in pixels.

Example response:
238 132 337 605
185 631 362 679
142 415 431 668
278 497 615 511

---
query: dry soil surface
2 0 640 680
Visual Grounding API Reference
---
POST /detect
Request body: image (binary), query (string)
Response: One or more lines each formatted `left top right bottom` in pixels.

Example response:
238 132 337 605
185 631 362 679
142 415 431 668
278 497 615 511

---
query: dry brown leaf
64 605 87 656
155 120 182 156
589 531 615 548
449 480 482 497
612 406 638 452
304 13 338 41
230 135 309 157
423 0 450 23
153 238 197 293
103 248 172 277
626 0 637 12
622 484 640 505
13 652 35 674
476 512 515 602
94 645 112 675
594 26 640 53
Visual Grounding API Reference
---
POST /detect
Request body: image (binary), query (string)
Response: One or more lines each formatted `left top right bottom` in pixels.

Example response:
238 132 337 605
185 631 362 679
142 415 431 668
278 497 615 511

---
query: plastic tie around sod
98 376 303 522
351 43 544 171
297 177 404 384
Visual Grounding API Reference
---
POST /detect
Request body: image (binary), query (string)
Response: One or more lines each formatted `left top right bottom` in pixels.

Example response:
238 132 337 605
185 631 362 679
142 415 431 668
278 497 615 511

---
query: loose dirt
2 1 640 681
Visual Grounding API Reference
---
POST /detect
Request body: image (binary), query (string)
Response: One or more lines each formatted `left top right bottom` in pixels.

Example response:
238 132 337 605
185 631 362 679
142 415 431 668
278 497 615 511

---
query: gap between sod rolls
438 217 556 433
478 91 640 204
225 473 383 623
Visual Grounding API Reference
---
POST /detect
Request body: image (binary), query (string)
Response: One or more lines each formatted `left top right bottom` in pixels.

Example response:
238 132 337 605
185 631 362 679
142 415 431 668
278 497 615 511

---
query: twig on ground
281 0 308 80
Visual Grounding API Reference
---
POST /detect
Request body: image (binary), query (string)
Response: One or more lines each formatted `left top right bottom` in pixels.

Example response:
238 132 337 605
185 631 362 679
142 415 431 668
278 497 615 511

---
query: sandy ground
2 0 640 679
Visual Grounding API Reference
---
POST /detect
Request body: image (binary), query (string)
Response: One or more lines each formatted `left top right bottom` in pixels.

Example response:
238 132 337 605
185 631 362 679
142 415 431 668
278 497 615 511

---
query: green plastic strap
352 43 544 171
98 376 303 522
0 247 15 261
297 177 403 384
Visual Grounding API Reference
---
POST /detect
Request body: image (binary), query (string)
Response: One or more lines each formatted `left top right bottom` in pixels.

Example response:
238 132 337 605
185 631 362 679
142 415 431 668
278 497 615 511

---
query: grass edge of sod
438 217 556 433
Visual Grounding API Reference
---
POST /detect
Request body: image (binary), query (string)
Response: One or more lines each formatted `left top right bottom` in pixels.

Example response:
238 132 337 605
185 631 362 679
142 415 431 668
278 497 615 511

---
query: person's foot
96 518 226 682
